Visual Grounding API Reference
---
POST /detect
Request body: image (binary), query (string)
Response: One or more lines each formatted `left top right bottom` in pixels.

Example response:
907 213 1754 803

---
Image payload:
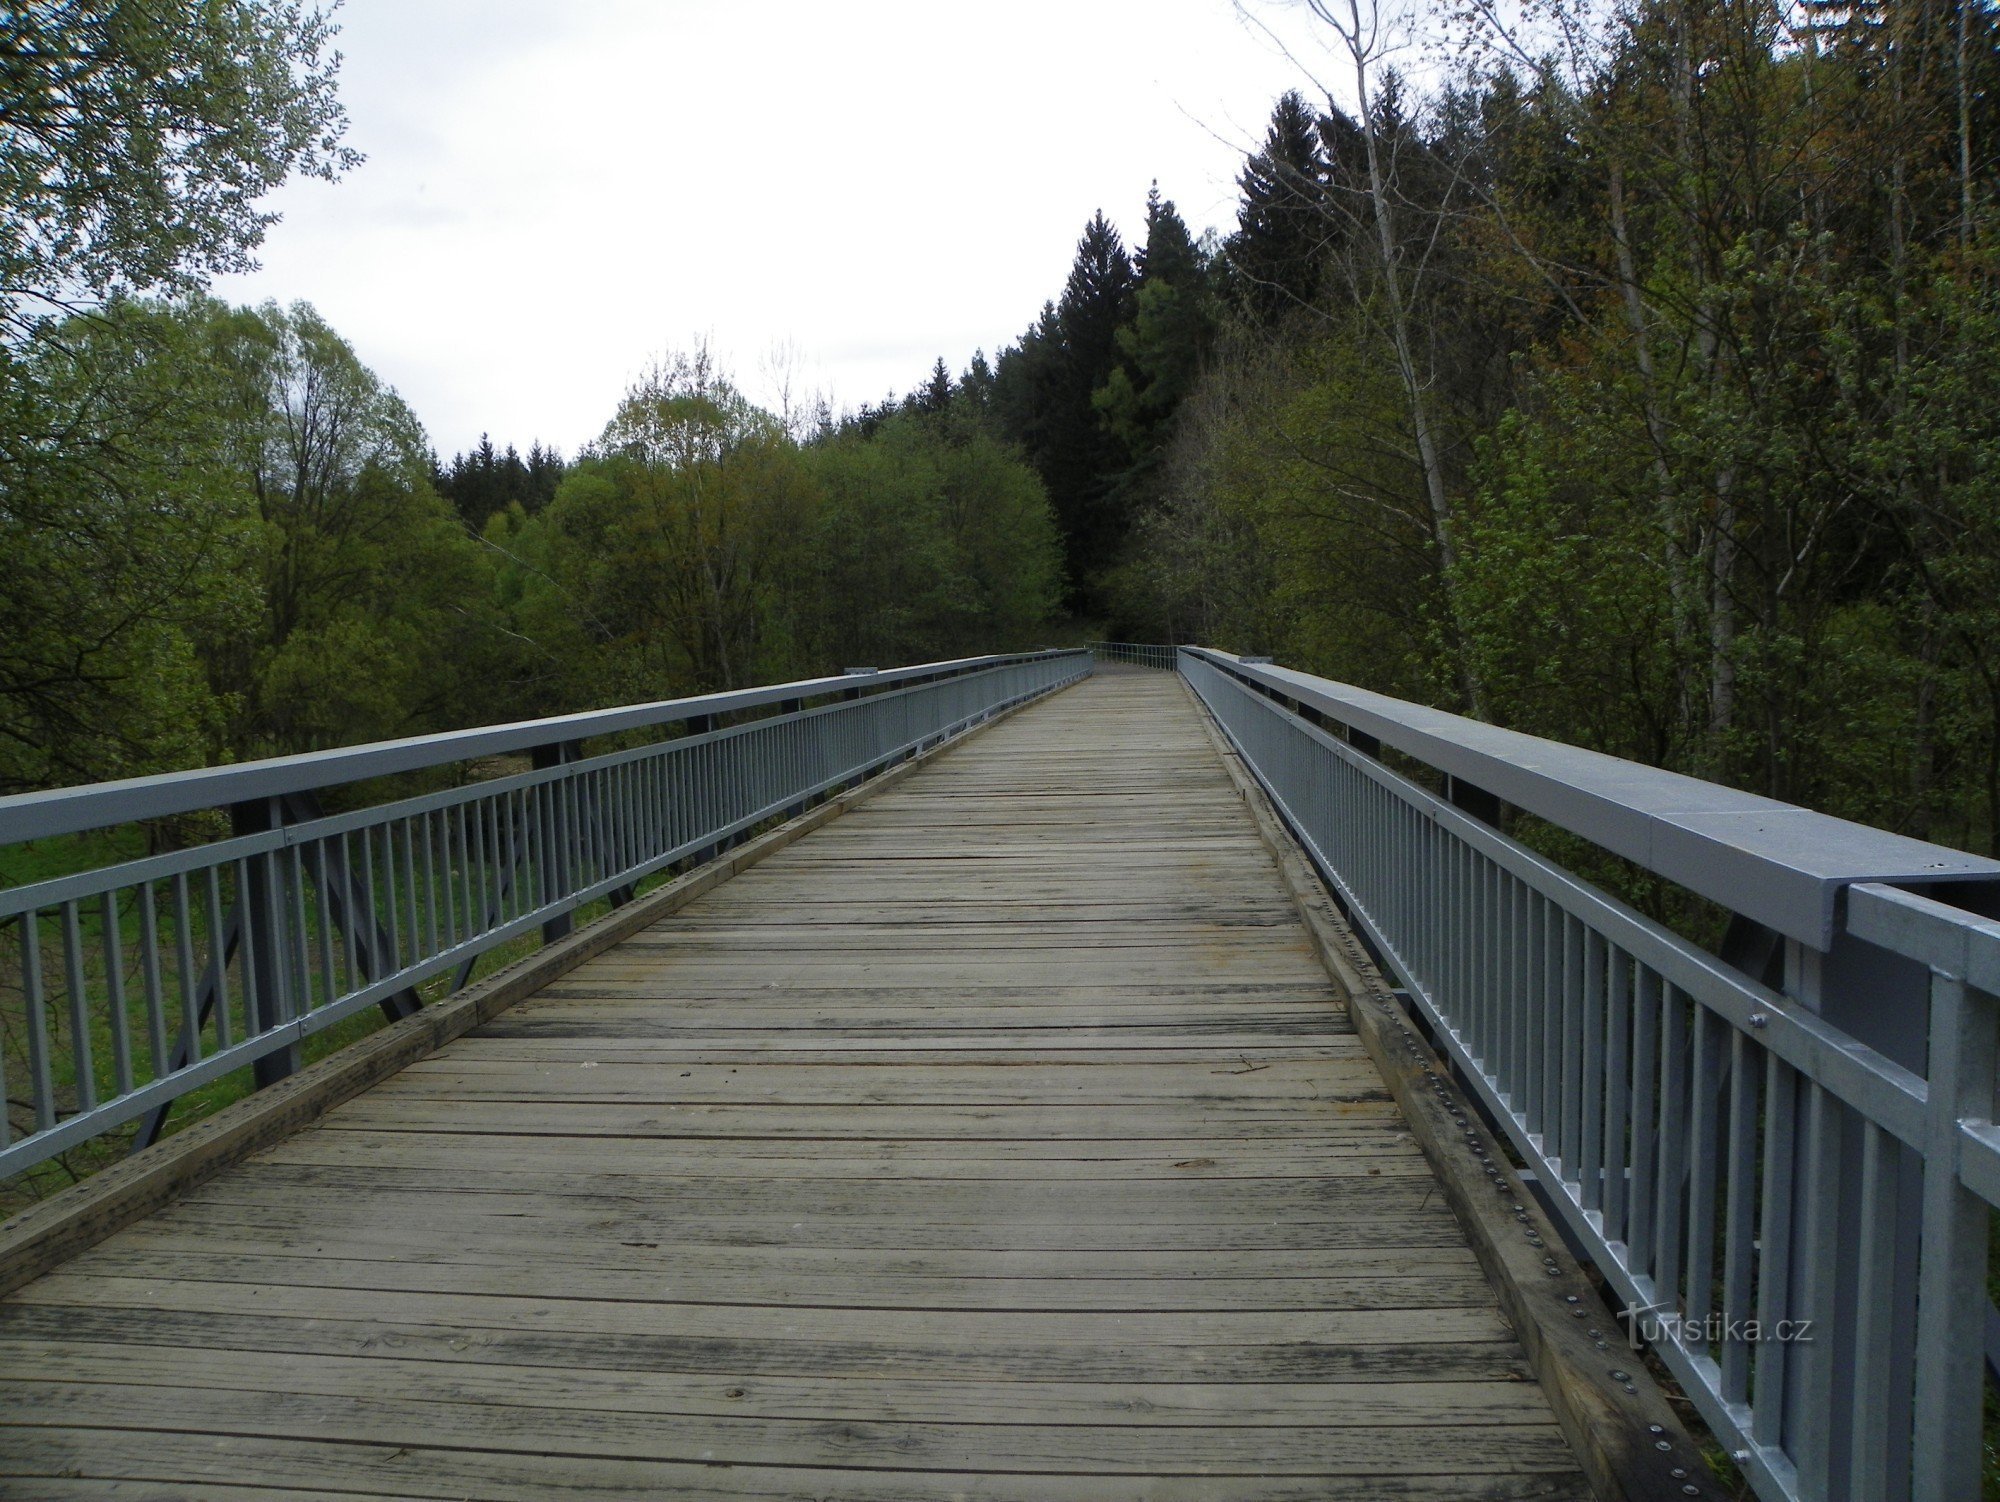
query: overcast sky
212 0 1339 460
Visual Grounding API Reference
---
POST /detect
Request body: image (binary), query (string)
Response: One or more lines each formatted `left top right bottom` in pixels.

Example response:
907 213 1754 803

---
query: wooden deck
0 672 1590 1500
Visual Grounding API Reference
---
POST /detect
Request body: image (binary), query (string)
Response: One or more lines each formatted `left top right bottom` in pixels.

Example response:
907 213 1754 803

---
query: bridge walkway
0 672 1589 1500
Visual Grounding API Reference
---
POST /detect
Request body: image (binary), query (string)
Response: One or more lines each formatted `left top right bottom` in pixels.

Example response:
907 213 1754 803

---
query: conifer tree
1226 91 1331 327
1097 187 1215 484
995 212 1135 613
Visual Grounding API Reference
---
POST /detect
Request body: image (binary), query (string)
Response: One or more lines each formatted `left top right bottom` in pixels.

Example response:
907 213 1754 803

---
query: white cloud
213 0 1337 457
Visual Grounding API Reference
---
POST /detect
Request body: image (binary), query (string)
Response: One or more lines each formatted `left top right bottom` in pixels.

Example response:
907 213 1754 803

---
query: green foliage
1224 91 1332 328
802 415 1062 668
0 1 358 331
994 211 1136 615
0 300 258 791
484 350 1064 711
1098 0 2000 855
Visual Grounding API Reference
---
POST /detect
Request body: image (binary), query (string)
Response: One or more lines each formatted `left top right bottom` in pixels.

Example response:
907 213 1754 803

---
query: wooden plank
0 672 1595 1500
39 1250 1491 1311
0 1380 1584 1475
0 1429 1594 1502
0 1342 1556 1425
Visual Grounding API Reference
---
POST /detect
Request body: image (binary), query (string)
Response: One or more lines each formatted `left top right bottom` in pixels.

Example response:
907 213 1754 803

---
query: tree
1096 186 1216 473
0 1 358 336
0 300 255 792
1225 91 1331 328
196 300 506 753
545 348 808 695
994 211 1135 614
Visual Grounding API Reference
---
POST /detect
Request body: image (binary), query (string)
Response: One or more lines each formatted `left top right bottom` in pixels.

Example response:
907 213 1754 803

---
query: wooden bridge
0 672 1627 1500
8 648 1998 1502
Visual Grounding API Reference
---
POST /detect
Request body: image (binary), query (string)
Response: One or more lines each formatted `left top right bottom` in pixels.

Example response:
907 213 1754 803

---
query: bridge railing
1178 645 2000 1502
1087 641 1179 670
0 650 1091 1179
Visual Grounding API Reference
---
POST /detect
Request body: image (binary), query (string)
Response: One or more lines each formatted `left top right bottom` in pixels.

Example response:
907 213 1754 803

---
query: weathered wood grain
0 671 1592 1499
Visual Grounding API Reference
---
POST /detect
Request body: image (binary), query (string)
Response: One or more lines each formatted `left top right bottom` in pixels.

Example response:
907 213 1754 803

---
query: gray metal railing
0 650 1091 1177
1178 646 2000 1502
1088 641 1178 670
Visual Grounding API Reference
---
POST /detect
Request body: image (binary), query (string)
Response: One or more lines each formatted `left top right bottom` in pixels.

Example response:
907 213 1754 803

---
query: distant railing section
0 650 1091 1177
1177 645 2000 1502
1088 641 1178 671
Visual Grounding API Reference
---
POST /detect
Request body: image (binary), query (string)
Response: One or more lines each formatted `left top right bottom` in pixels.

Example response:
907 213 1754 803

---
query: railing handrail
1182 647 2000 949
0 650 1085 846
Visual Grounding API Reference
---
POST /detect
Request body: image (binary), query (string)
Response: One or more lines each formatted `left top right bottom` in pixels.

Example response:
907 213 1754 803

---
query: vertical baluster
494 793 513 925
1468 844 1483 1043
138 882 168 1075
1847 1119 1897 1498
619 760 635 876
1580 927 1606 1212
100 890 132 1096
1629 967 1661 1281
1683 1004 1723 1331
337 833 360 994
395 819 415 966
454 800 474 940
1561 914 1584 1180
172 874 201 1064
1653 984 1689 1308
312 840 336 1009
422 811 441 957
60 900 96 1113
1719 1029 1759 1403
20 911 54 1132
437 808 458 948
361 828 387 977
1794 1084 1841 1496
1603 950 1632 1244
587 768 604 884
1523 891 1544 1136
520 785 537 912
205 866 232 1050
1753 1056 1798 1449
1452 840 1471 1055
1511 876 1530 1121
288 843 312 1010
234 857 259 1043
479 797 501 930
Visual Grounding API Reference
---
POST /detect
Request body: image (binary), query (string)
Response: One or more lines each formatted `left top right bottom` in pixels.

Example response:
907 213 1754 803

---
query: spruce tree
1098 187 1214 465
1226 91 1331 327
994 212 1135 614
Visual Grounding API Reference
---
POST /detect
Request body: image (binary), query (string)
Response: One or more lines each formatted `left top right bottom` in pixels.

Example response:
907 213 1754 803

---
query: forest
3 0 1998 861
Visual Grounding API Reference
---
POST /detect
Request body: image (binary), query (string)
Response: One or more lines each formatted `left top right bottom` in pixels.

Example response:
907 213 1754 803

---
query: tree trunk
1330 0 1488 718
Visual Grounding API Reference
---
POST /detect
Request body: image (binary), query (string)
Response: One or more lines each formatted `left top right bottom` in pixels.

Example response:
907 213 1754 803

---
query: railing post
232 796 300 1087
1446 775 1501 825
1911 969 1996 1502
